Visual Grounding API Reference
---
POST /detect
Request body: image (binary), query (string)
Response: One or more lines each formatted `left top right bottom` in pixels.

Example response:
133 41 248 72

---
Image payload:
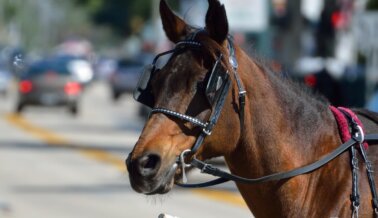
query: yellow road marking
6 113 67 145
192 189 247 207
5 113 246 208
5 113 125 171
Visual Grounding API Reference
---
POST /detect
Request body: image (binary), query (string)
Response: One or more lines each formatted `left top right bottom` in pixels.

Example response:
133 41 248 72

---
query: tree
367 0 378 10
73 0 151 36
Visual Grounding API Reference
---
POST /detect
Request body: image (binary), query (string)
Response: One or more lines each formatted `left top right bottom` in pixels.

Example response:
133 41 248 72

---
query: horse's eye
196 81 206 92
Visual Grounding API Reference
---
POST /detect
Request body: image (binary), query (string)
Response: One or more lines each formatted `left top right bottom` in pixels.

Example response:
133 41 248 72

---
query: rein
177 134 378 187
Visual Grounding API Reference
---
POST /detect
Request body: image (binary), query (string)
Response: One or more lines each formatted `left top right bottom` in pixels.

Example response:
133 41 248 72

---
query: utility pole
281 0 303 69
151 0 164 53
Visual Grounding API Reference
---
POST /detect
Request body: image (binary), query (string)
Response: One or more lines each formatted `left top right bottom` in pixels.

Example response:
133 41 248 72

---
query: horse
126 0 378 217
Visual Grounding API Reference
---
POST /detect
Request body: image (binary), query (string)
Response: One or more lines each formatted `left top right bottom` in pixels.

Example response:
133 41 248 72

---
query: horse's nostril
141 155 157 169
137 153 161 177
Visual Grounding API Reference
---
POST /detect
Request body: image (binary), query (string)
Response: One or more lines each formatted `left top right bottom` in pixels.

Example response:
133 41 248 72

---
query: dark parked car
109 59 144 101
15 58 82 115
0 66 11 96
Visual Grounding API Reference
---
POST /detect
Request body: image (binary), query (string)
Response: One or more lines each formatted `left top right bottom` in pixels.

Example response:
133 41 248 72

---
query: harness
133 32 378 216
330 106 378 217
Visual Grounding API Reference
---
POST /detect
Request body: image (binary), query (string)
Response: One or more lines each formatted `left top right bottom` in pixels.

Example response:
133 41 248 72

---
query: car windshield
118 59 143 68
26 60 70 77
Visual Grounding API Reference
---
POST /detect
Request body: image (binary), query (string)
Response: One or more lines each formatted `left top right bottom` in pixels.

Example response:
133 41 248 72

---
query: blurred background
0 0 377 218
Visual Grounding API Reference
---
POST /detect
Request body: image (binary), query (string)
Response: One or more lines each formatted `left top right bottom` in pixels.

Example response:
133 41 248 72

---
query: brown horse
126 0 378 217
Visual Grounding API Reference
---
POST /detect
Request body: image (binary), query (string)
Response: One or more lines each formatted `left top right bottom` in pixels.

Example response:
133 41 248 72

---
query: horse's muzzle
126 152 177 194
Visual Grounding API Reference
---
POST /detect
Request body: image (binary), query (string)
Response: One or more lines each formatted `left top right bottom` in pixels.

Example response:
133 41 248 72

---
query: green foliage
0 0 95 51
367 0 378 10
73 0 153 36
130 0 151 21
92 0 130 35
167 0 180 10
2 0 23 22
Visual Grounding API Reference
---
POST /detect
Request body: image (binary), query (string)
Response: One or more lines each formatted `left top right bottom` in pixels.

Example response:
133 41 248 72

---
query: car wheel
113 91 121 101
15 103 25 114
69 104 78 116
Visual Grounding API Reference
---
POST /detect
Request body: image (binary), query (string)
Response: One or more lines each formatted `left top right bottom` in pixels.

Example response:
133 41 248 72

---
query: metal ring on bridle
202 128 212 136
179 149 192 168
354 125 365 143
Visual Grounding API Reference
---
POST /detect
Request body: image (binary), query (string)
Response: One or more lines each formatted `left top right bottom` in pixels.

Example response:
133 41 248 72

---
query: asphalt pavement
0 81 252 218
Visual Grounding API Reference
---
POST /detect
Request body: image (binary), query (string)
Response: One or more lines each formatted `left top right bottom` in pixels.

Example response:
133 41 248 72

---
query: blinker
205 55 228 106
133 64 156 108
137 64 154 91
134 44 229 110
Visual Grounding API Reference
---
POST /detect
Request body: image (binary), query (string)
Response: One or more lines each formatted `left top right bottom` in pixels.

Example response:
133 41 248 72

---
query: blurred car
94 57 117 81
0 65 11 96
56 55 94 86
109 59 144 101
15 58 82 115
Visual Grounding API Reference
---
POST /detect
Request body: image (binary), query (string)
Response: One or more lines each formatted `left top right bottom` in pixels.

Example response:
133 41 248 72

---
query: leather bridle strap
176 134 378 187
191 78 231 153
227 37 246 130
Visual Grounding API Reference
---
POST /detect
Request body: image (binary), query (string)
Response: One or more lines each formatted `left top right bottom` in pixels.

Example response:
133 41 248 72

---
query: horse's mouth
129 162 178 195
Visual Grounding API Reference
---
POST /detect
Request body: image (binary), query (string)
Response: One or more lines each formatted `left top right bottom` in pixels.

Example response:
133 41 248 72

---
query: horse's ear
160 0 188 43
205 0 229 44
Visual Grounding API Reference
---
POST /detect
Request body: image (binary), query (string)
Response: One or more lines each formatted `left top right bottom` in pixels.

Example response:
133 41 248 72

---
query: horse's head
126 0 242 194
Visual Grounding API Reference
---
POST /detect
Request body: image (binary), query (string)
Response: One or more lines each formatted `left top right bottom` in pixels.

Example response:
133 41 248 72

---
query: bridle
134 31 246 156
132 30 246 182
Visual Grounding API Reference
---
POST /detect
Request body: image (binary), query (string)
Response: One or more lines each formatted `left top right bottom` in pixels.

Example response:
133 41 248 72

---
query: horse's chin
130 163 178 195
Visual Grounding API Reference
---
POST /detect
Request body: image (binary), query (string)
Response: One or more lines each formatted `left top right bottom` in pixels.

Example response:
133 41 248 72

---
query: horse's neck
225 50 342 216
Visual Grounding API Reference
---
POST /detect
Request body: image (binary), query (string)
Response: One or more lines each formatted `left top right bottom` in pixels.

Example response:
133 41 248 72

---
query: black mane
251 57 331 144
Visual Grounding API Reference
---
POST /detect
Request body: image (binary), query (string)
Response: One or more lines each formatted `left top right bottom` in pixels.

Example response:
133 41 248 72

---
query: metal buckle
202 128 212 136
201 163 210 173
239 90 247 96
200 162 216 174
352 202 359 218
229 56 238 70
351 157 359 170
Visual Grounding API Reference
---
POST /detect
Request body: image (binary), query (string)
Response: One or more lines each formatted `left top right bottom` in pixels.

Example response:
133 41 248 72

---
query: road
0 81 252 218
